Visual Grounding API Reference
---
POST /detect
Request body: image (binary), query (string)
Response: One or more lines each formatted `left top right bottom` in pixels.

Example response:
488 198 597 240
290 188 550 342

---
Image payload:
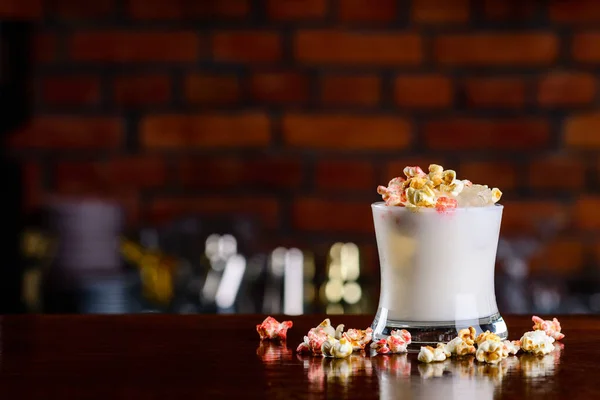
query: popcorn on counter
418 343 450 363
259 315 564 366
476 340 504 365
256 316 293 341
370 329 412 355
322 336 354 359
297 319 371 357
532 316 565 341
520 330 555 356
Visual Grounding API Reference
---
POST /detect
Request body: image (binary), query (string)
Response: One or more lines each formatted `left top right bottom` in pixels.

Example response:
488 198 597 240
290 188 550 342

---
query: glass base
371 308 508 351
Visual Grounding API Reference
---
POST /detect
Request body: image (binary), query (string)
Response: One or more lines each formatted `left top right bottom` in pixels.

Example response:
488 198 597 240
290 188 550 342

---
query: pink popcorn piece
371 339 392 355
532 316 565 341
256 316 293 341
343 327 373 351
371 329 411 355
435 196 458 214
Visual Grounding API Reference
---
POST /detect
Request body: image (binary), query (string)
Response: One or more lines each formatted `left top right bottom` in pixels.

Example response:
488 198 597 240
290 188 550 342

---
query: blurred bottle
42 198 132 313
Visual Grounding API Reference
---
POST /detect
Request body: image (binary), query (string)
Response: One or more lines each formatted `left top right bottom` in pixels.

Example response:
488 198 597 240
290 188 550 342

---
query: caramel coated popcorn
475 330 502 347
476 339 505 365
446 336 476 357
377 163 502 211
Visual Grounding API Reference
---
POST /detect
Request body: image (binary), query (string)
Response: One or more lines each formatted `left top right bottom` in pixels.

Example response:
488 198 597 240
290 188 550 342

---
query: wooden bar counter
0 314 595 399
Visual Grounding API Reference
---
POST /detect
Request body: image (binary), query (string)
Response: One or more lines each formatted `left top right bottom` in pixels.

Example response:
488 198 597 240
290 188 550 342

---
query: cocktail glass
370 202 507 347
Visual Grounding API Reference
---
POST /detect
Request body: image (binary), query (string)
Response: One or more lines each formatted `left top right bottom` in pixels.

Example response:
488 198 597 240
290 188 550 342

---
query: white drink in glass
371 202 507 344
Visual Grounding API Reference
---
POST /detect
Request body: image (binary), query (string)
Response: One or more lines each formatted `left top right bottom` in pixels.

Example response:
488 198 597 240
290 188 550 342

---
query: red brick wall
5 0 600 275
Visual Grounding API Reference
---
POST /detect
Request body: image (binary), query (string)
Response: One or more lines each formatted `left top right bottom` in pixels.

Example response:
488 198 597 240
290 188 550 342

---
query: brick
127 0 249 20
42 75 101 106
394 74 453 108
315 160 376 191
185 73 240 105
55 157 167 193
8 116 123 150
147 197 280 228
321 74 380 107
48 0 114 19
530 239 585 274
295 30 422 66
178 157 302 189
283 114 411 150
250 72 309 104
574 196 600 230
465 77 526 109
424 118 550 150
212 32 281 63
483 0 536 20
33 32 57 63
267 0 326 20
292 198 372 233
550 0 600 23
114 74 171 106
529 156 586 190
459 161 518 190
140 113 270 149
412 0 469 23
0 0 42 18
338 0 397 24
573 32 600 63
69 31 201 63
385 157 449 180
435 33 558 66
500 200 570 236
564 113 600 149
537 72 596 107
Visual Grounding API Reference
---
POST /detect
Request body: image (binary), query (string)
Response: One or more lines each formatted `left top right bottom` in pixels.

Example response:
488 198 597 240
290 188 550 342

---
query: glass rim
371 201 503 211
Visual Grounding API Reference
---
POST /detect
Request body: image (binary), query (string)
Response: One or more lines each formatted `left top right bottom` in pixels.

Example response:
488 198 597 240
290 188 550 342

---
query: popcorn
322 336 353 359
475 330 501 347
296 318 343 355
370 329 411 355
459 327 476 346
435 196 458 213
446 337 476 357
417 343 449 363
502 340 521 356
476 339 505 364
491 188 502 203
343 327 373 351
532 316 565 341
256 316 293 341
376 163 503 211
406 186 436 208
520 330 555 356
404 166 426 178
370 339 392 355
